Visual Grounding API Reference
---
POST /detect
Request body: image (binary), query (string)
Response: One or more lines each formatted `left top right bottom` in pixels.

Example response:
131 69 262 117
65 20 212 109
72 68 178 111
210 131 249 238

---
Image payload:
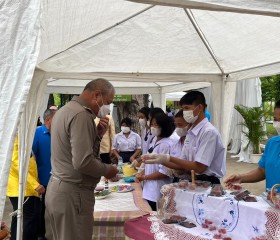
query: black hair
120 117 132 127
179 91 206 109
152 113 174 138
139 107 150 120
174 109 183 118
275 100 280 109
149 107 164 119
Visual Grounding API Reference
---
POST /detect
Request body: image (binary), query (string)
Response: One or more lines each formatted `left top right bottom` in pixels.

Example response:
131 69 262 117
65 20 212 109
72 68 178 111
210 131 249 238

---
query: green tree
261 74 280 103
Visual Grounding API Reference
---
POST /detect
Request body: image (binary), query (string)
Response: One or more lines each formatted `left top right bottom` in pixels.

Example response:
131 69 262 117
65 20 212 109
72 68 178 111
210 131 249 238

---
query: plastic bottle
117 157 123 174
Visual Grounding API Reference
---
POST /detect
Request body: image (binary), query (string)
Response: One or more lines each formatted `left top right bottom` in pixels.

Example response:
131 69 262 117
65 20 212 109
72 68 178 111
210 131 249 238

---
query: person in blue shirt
32 108 56 240
204 104 211 122
224 100 280 190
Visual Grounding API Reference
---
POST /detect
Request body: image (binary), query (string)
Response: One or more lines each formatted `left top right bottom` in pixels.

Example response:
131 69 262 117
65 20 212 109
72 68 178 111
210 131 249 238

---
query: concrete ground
2 153 265 235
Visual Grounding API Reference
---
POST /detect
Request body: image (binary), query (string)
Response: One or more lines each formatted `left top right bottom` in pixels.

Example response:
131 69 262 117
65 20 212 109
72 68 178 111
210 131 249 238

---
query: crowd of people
2 78 280 240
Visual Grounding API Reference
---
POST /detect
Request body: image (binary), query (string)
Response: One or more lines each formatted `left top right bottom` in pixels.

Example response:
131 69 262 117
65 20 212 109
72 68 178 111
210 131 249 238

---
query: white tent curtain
128 0 280 17
0 0 42 222
17 72 47 238
228 78 262 162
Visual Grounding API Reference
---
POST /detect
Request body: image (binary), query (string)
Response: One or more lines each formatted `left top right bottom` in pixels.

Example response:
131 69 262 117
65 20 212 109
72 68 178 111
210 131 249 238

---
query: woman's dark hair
174 109 183 118
179 91 206 109
121 117 132 127
152 113 174 138
149 107 164 119
139 107 150 120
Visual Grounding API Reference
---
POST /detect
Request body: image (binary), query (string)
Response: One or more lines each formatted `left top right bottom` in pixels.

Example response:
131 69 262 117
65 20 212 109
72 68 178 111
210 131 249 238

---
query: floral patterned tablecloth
145 184 280 240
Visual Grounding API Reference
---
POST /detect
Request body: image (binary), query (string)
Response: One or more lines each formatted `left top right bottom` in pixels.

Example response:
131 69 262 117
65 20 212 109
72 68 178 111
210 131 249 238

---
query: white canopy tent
1 1 280 236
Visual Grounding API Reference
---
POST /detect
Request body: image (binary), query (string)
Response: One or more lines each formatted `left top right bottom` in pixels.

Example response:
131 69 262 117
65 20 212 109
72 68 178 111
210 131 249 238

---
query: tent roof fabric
128 0 280 17
38 1 280 82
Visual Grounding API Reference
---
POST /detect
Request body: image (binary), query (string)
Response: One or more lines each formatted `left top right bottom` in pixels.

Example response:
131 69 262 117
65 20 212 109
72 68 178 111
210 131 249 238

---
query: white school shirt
170 138 184 158
141 128 154 154
180 118 226 178
143 137 173 202
112 130 141 152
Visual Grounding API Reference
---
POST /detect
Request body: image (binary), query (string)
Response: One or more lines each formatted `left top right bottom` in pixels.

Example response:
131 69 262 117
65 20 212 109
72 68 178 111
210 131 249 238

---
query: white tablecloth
95 180 139 212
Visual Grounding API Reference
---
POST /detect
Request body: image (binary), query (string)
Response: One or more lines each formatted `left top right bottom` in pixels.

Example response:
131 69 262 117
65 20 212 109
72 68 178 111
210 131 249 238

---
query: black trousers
196 174 220 184
38 186 47 238
100 153 111 164
119 151 135 163
147 200 157 211
9 196 40 240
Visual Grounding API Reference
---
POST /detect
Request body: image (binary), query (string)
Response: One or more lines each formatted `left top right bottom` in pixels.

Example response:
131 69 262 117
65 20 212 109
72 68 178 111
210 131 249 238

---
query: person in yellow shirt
7 136 45 240
94 114 115 164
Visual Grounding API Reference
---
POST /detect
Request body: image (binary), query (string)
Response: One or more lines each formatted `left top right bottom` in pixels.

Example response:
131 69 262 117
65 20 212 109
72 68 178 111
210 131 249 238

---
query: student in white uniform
170 110 191 181
131 107 165 168
112 117 141 163
142 91 226 184
138 107 151 155
136 113 173 211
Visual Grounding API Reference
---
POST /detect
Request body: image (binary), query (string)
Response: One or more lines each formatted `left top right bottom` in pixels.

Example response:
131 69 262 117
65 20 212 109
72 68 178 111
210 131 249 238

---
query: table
124 183 280 240
93 181 151 240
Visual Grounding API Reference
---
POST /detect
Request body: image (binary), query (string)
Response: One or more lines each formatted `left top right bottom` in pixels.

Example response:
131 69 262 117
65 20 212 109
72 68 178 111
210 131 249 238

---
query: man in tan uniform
45 79 118 240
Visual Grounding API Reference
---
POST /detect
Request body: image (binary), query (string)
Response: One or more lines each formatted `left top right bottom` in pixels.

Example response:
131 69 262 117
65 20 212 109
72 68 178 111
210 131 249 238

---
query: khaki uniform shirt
94 115 115 154
51 96 110 185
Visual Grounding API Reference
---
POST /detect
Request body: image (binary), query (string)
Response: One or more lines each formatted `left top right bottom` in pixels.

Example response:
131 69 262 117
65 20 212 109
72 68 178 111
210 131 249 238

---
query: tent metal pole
184 9 225 75
44 5 154 61
227 60 280 74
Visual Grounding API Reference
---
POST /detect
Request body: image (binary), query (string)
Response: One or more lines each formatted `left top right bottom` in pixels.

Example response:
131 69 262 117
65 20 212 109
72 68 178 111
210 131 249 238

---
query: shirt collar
42 124 50 134
72 96 95 116
189 118 208 136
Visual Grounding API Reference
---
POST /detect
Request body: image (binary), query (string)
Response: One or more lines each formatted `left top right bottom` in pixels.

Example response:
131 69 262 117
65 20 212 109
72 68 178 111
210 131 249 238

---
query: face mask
121 126 130 133
175 127 188 137
273 121 280 135
183 105 200 124
96 94 110 118
147 120 150 127
151 127 161 137
139 119 147 127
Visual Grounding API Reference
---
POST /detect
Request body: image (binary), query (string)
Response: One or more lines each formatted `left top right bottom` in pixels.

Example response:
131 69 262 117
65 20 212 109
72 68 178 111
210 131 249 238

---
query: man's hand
35 185 45 195
104 165 118 179
141 154 170 164
97 117 109 138
224 174 242 188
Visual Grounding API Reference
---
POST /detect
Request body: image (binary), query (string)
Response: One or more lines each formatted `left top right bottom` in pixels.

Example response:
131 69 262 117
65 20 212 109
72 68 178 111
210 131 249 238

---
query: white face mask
121 126 130 133
96 94 111 118
183 105 200 124
151 127 161 137
175 127 188 137
273 121 280 135
139 119 147 128
147 120 150 127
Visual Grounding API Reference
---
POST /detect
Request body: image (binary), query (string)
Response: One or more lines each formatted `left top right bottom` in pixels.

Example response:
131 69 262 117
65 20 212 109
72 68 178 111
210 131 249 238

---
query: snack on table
178 180 189 189
234 190 250 201
179 221 196 228
162 215 187 224
231 184 242 191
210 184 224 197
243 195 257 202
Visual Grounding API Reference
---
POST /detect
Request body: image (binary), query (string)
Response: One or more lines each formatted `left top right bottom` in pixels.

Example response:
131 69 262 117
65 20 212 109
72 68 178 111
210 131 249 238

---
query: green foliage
261 74 280 103
234 105 269 154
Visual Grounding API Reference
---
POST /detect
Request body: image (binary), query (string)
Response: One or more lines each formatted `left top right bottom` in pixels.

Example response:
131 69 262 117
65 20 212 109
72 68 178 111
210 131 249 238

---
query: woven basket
270 184 280 209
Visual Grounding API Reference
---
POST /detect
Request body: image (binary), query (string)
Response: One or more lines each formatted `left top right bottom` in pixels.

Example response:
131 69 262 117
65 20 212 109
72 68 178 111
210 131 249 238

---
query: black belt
119 151 135 154
51 175 97 190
